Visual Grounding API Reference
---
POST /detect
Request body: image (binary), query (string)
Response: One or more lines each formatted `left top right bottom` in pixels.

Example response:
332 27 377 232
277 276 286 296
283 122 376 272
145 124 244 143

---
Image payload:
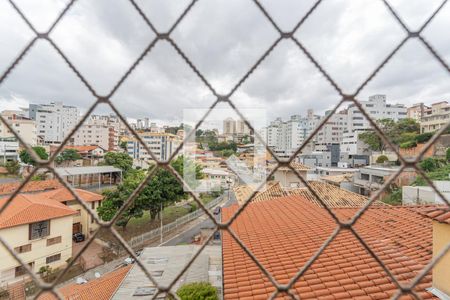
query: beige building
71 114 120 151
0 110 37 146
420 101 450 133
272 162 309 189
407 102 429 121
0 194 75 286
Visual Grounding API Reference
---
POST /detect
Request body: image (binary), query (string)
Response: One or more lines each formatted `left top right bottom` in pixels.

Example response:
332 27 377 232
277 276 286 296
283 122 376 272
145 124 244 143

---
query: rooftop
0 179 62 196
54 165 123 176
0 193 77 229
38 266 131 300
222 196 436 299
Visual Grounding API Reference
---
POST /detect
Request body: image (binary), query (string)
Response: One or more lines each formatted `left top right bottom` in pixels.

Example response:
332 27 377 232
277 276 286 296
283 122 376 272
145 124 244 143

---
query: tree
5 160 20 175
119 140 128 151
176 282 218 300
19 146 48 165
376 155 389 164
103 152 133 174
420 157 437 172
56 149 81 166
446 148 450 162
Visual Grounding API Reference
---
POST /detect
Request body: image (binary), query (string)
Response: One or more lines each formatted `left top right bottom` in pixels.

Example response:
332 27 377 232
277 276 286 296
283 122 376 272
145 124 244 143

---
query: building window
47 236 62 246
15 263 33 277
46 253 61 264
14 244 32 253
29 220 50 240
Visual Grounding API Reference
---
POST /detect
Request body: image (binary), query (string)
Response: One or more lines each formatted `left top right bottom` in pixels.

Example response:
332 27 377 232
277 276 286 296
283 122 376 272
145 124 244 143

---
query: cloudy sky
0 0 449 127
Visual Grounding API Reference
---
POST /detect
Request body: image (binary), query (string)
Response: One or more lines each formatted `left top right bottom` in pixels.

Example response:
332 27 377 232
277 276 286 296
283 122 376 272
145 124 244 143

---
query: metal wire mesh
0 0 449 299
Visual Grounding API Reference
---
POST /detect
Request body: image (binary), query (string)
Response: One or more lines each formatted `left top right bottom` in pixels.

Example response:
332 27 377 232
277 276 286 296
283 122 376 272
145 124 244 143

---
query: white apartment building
72 114 120 151
340 129 371 156
316 110 348 147
347 94 407 132
420 101 450 133
126 132 181 162
0 137 19 163
223 117 237 135
262 111 320 157
0 110 37 146
28 102 79 144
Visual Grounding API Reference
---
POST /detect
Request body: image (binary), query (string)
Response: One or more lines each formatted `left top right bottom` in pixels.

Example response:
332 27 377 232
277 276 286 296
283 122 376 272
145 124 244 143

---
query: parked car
73 232 85 243
213 206 221 215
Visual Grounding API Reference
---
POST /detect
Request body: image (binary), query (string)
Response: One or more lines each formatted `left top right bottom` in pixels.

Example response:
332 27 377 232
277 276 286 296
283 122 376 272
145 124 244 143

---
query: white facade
0 111 37 146
28 102 79 144
316 110 348 146
340 129 371 156
262 111 320 156
0 137 19 163
403 181 450 205
347 95 407 132
126 132 181 162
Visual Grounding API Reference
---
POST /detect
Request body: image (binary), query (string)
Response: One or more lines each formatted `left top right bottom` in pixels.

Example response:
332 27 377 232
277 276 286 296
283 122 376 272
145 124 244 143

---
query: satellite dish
94 272 101 278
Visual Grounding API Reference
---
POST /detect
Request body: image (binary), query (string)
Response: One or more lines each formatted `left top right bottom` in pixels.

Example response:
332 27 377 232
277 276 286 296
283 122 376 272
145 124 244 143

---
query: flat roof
55 165 122 176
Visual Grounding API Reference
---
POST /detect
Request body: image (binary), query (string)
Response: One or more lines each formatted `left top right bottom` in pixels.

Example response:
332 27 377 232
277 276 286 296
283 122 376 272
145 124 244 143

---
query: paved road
162 191 237 246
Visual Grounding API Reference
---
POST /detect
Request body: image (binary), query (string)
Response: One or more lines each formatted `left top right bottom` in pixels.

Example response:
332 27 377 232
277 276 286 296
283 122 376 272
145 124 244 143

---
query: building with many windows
420 101 450 133
71 114 121 151
27 102 79 145
0 110 37 146
126 132 181 163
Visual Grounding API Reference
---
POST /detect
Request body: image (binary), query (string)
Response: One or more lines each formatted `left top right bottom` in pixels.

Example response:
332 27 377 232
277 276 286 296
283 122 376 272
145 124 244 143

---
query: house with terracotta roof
0 194 76 286
50 145 106 159
222 195 449 299
272 162 310 189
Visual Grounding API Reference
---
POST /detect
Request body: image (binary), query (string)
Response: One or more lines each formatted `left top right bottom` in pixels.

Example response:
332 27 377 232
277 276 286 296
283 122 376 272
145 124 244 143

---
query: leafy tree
119 140 128 151
97 157 199 230
55 149 81 166
5 160 20 175
376 155 389 164
399 140 417 149
359 131 382 151
103 152 133 174
446 148 450 162
221 149 235 157
394 118 420 136
19 146 48 165
176 282 218 300
419 157 438 172
415 132 434 143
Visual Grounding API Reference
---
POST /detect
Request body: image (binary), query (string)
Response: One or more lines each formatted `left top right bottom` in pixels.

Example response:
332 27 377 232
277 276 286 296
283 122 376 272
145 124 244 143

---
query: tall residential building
407 103 430 121
0 137 19 163
28 101 79 144
126 132 181 162
316 110 348 147
236 119 251 135
223 117 236 135
262 112 320 156
347 94 407 132
0 110 37 146
420 101 450 133
72 114 120 151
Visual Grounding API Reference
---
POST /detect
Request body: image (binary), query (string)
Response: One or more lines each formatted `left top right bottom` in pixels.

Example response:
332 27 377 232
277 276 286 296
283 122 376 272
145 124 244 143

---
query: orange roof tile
234 182 288 205
0 179 62 196
0 194 76 229
42 187 103 203
273 162 310 171
222 196 436 299
50 145 104 153
413 206 450 224
38 266 131 300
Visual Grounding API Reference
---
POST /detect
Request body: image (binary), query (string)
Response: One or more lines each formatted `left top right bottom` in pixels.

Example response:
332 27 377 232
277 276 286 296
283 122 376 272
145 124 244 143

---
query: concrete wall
433 222 450 295
274 170 307 189
0 216 73 286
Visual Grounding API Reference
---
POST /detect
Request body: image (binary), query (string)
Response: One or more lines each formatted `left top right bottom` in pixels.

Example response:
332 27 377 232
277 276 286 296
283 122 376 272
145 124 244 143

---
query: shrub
419 157 437 172
376 155 389 164
5 160 20 175
399 140 417 149
415 132 433 143
446 148 450 162
177 282 218 300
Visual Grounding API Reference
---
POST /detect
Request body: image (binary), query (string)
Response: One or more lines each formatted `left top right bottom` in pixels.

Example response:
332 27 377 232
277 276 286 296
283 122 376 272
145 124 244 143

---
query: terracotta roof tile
412 206 450 224
38 266 131 300
0 179 62 196
222 195 436 300
42 187 103 202
0 194 76 229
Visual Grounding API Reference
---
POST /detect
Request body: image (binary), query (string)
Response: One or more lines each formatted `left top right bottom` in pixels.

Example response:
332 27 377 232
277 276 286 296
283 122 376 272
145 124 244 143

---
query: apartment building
316 110 348 147
0 194 75 286
262 111 320 157
0 110 37 146
420 101 450 133
71 114 120 151
223 117 236 135
407 102 430 121
27 102 79 145
347 94 407 132
0 137 19 163
126 132 181 162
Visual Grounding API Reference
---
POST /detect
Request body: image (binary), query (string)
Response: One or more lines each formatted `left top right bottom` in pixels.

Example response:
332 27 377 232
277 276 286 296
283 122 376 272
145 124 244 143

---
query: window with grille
46 254 61 264
14 244 32 254
46 236 62 246
29 220 50 240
